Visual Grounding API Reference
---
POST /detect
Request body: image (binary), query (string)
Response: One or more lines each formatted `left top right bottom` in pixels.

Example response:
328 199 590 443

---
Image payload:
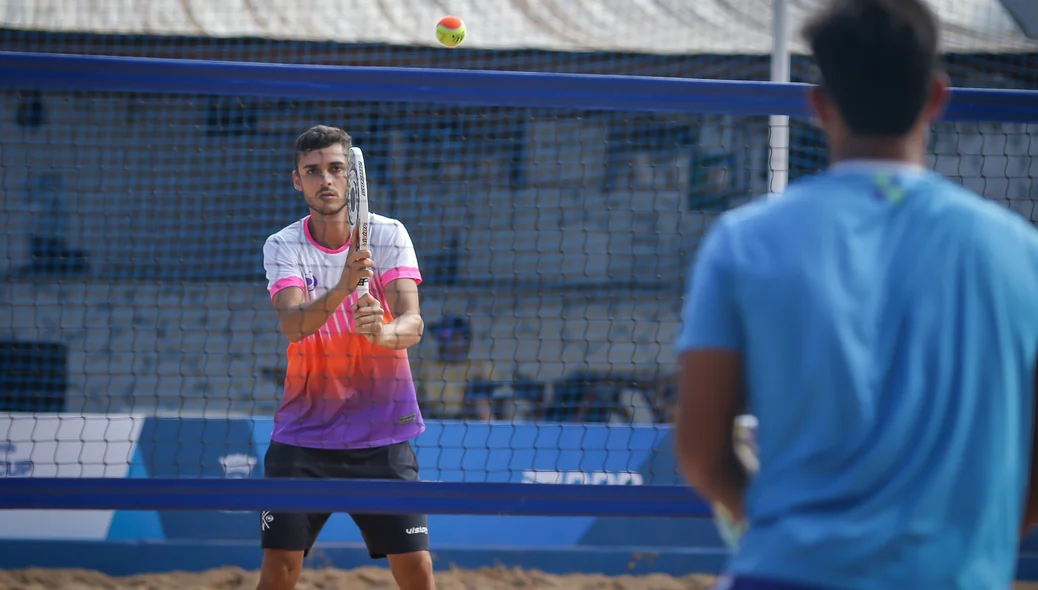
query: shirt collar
827 159 927 176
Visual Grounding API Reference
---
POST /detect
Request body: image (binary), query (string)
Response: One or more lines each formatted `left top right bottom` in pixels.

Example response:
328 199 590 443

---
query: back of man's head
802 0 940 137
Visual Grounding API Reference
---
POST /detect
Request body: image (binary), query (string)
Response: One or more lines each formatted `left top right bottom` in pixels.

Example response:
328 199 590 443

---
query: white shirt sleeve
263 235 305 299
373 218 422 289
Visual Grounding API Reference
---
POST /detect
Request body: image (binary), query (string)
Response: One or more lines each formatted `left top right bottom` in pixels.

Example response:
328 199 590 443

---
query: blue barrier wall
0 416 730 577
110 418 713 549
3 415 1038 580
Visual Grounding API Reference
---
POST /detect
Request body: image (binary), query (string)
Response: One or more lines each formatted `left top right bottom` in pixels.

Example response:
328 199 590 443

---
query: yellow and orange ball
436 16 466 48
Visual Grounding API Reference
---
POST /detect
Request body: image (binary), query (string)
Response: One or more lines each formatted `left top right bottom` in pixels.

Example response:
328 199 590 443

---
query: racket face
347 147 371 294
347 147 366 234
734 414 759 475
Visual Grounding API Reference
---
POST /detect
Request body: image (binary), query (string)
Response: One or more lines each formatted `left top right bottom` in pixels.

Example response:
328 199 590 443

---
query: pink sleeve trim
381 266 422 288
269 276 305 299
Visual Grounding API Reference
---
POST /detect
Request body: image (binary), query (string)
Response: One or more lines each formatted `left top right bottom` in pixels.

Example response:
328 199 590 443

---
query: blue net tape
1 51 1037 121
0 477 712 517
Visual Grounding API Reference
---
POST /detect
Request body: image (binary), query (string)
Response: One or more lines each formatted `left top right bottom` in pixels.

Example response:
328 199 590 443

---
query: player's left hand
352 293 385 343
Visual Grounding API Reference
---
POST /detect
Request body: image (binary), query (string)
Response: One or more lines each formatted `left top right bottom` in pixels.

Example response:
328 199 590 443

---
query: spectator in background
544 371 665 425
470 371 546 422
507 372 547 421
546 372 618 423
414 315 498 420
650 372 679 423
610 375 658 425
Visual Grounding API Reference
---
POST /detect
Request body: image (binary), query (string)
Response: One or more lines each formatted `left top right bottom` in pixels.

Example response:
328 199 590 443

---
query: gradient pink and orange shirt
262 214 424 449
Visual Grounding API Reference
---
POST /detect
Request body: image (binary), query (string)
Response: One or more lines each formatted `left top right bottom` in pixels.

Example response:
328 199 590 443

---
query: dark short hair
294 125 352 169
802 0 940 136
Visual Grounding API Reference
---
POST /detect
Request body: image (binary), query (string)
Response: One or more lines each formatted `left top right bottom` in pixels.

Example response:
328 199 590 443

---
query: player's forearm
373 313 424 350
1023 448 1038 538
1025 367 1038 540
1021 498 1037 540
277 284 353 343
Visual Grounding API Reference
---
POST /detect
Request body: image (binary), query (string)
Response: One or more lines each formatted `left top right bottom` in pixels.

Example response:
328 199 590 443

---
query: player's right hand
341 227 374 292
712 501 748 551
343 250 374 292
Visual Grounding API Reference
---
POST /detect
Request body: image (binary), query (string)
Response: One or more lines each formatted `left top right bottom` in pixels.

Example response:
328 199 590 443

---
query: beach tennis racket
712 414 759 551
347 146 371 300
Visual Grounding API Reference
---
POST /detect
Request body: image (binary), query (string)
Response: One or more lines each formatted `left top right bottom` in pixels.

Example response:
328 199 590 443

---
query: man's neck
830 136 927 168
307 214 350 250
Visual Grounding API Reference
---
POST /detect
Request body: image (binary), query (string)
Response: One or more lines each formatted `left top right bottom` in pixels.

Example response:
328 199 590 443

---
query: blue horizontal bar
0 51 1034 121
0 51 805 116
0 477 713 517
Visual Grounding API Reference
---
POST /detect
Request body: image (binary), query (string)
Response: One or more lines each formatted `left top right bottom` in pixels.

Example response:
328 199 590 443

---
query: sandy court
1 568 1038 590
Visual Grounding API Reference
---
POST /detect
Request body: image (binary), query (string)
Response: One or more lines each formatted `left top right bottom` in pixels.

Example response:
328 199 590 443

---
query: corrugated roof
0 0 1035 54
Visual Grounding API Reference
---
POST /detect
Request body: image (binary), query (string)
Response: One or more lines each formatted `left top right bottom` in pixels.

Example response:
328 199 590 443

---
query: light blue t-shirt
677 161 1038 590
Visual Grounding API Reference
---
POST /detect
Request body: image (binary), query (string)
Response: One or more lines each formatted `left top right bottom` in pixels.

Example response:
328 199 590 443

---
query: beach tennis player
674 0 1038 588
258 125 434 590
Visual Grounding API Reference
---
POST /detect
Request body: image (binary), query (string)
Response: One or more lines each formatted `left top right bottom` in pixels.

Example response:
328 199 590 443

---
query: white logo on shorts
261 511 274 531
406 526 428 535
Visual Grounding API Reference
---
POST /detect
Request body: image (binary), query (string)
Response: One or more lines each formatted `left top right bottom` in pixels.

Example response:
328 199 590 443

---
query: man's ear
292 169 303 192
926 70 951 124
808 85 832 130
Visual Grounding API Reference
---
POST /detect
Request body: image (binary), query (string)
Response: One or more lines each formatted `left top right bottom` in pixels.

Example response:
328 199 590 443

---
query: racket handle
355 279 369 299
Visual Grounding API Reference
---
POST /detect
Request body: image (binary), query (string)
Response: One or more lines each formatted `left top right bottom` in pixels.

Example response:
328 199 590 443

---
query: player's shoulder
707 188 789 240
952 185 1032 230
707 169 911 245
912 174 1038 244
720 171 845 224
264 217 307 250
952 187 1038 255
369 212 413 241
370 212 405 229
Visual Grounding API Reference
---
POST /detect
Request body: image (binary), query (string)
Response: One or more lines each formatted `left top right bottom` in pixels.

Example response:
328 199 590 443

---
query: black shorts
260 440 430 559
